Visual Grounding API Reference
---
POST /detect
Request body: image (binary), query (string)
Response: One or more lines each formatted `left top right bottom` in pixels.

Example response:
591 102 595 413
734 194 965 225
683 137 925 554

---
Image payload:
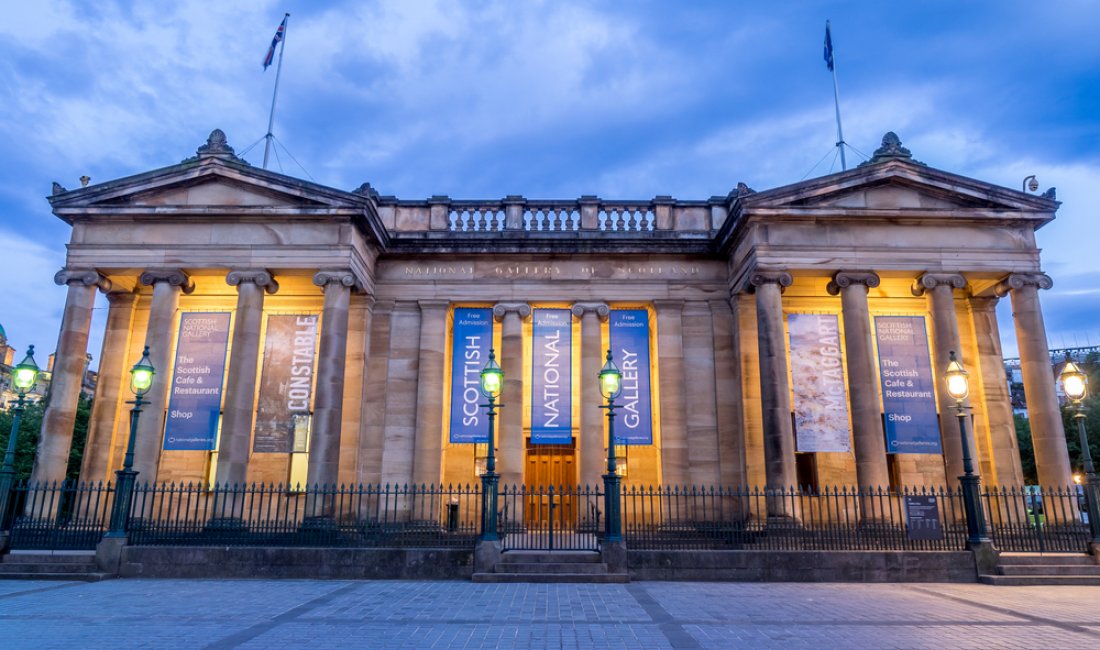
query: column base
474 539 502 573
968 540 999 576
95 533 128 575
601 539 627 575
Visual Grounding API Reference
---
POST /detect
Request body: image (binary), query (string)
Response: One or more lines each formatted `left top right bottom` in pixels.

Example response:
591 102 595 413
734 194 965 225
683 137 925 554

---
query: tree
0 394 93 483
1015 414 1036 484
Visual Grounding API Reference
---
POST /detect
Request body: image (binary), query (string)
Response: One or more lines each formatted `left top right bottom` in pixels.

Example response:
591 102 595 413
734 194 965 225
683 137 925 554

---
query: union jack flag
263 15 288 70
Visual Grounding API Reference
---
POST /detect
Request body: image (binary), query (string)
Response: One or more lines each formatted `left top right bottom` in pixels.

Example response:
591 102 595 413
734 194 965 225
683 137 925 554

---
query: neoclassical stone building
31 130 1071 497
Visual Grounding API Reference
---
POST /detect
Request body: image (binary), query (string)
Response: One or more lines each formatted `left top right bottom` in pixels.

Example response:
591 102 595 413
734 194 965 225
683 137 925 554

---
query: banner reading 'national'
875 315 942 454
531 309 572 444
788 313 851 452
449 308 493 443
164 312 231 451
253 314 318 453
609 309 653 445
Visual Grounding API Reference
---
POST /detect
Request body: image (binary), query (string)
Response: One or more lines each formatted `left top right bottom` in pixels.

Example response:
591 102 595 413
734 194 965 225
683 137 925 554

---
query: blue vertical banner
609 309 653 445
531 309 573 444
874 315 942 454
164 312 231 451
449 307 494 443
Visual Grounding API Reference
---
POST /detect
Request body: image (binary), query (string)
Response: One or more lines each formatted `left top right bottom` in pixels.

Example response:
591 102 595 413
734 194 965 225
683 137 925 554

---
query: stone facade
34 130 1070 495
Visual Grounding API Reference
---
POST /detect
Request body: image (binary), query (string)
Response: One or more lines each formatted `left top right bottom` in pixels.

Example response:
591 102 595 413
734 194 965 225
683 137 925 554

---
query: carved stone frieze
826 271 880 295
994 272 1053 297
493 302 532 322
226 269 279 294
910 272 967 297
139 269 195 294
570 302 610 321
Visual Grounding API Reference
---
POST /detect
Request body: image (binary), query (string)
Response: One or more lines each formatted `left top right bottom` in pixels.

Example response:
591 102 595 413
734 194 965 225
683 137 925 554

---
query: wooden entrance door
524 441 576 528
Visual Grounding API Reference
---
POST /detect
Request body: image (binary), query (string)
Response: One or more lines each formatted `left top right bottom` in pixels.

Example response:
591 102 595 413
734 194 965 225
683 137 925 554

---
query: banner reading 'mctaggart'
253 314 318 453
164 312 231 451
609 309 653 445
875 315 942 454
788 313 851 452
449 307 493 443
531 308 572 444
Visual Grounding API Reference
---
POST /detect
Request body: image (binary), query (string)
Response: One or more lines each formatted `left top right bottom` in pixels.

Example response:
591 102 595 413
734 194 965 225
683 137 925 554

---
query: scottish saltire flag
263 15 287 70
824 21 834 71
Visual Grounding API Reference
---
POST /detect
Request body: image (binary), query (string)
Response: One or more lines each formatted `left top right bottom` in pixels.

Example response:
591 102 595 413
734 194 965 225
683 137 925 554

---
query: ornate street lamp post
0 346 40 530
478 349 503 542
1058 357 1100 543
107 346 155 536
944 351 990 544
598 349 624 543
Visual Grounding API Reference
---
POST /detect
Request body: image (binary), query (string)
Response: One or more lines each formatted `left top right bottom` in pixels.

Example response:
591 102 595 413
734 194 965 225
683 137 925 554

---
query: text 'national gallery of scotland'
29 128 1073 509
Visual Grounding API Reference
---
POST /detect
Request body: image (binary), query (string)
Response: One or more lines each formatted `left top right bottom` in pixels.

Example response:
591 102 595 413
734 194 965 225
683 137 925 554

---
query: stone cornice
226 269 279 294
54 267 112 292
826 271 880 295
138 269 195 294
570 302 609 321
911 272 967 297
994 272 1053 297
493 302 532 321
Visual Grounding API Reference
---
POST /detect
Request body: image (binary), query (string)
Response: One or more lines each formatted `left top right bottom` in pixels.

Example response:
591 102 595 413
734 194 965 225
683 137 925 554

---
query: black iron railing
622 485 970 551
125 482 482 548
982 485 1091 553
499 484 603 551
7 480 114 550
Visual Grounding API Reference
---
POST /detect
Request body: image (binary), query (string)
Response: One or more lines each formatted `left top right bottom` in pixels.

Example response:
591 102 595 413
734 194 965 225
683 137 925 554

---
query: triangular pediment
107 177 328 208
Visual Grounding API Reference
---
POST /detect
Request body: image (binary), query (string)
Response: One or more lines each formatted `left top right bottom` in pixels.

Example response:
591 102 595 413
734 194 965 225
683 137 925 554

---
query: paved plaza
0 578 1098 649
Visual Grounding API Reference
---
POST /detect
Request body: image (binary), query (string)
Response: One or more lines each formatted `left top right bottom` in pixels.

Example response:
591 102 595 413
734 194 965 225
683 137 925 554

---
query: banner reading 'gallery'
163 312 231 451
874 315 942 454
253 314 319 453
788 313 851 452
609 309 653 445
531 309 572 444
449 308 494 443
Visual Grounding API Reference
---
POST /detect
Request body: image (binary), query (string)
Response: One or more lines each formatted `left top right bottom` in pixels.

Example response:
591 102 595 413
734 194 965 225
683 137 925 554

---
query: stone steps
979 552 1100 586
473 550 629 583
0 551 110 582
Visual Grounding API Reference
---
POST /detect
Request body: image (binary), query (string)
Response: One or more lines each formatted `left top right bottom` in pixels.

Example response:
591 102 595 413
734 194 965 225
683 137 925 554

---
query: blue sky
1 0 1098 366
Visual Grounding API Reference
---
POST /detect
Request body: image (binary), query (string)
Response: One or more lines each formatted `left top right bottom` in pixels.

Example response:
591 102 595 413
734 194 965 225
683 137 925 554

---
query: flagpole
263 13 290 170
827 20 847 171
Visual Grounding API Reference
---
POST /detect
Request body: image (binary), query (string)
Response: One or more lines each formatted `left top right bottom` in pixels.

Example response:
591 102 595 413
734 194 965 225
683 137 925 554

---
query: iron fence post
957 407 990 544
602 396 623 543
0 392 27 532
107 396 146 536
479 394 499 542
1072 410 1100 544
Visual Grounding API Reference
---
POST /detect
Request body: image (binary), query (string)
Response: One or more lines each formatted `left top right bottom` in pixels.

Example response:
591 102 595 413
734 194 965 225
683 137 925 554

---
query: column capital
826 270 880 295
226 268 279 294
493 302 531 322
994 272 1053 297
571 302 609 321
54 267 111 292
911 272 966 296
138 268 195 294
313 269 360 291
746 268 793 293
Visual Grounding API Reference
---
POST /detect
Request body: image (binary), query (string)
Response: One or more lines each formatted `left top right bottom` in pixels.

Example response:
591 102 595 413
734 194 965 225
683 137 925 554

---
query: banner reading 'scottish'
449 307 493 443
164 312 231 451
253 314 318 453
788 313 851 452
875 315 942 454
609 309 653 445
531 309 572 444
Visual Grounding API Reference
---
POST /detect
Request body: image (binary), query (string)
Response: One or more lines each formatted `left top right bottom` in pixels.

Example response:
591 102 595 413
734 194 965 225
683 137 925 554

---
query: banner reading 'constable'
253 314 318 453
609 309 653 445
449 307 493 443
164 312 231 451
874 315 942 454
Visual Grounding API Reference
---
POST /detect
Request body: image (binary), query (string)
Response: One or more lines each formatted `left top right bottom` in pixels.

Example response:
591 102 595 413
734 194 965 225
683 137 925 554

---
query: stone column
683 301 720 486
970 297 1024 486
710 298 747 488
306 270 356 489
214 270 278 487
996 273 1072 487
573 303 609 489
748 270 797 507
132 269 194 483
80 291 137 484
494 302 530 489
411 300 449 487
30 268 108 486
913 273 968 483
358 300 393 486
654 299 688 487
380 302 421 487
828 271 889 490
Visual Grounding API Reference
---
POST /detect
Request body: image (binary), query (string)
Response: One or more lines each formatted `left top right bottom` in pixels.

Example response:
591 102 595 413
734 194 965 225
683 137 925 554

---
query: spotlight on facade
130 346 155 397
1023 175 1039 192
945 351 969 402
